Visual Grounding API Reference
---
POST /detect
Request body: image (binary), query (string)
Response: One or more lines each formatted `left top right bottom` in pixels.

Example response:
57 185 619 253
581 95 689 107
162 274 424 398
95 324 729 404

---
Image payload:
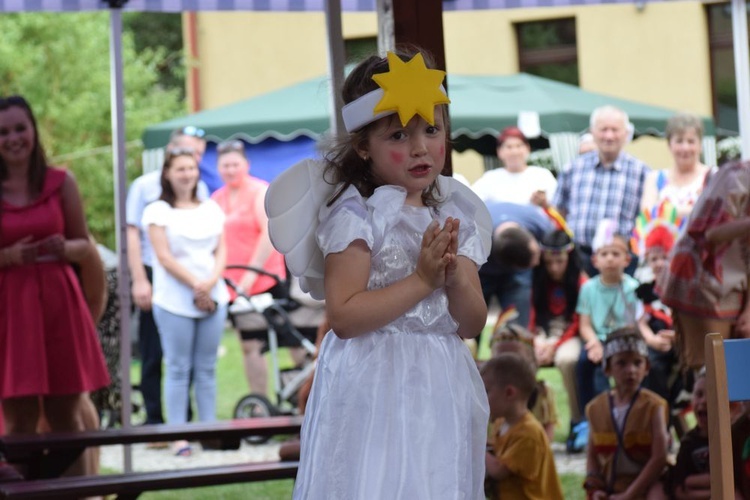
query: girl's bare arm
446 256 487 339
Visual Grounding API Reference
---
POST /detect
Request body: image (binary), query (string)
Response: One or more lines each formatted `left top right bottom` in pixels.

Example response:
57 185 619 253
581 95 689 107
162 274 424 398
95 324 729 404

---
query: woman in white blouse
142 148 229 456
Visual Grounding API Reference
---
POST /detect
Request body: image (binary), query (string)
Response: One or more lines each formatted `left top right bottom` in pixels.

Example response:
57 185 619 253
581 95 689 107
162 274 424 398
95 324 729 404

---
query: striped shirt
552 150 649 246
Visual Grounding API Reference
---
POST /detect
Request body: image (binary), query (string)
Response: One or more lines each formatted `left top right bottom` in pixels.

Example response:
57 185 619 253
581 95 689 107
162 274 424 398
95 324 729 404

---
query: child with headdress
267 48 492 499
577 219 643 419
584 327 669 500
633 212 681 415
531 228 587 451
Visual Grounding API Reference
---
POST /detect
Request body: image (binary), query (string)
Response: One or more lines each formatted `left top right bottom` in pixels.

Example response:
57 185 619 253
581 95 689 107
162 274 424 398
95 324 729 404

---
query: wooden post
324 0 346 136
376 0 395 54
392 0 452 174
392 0 446 72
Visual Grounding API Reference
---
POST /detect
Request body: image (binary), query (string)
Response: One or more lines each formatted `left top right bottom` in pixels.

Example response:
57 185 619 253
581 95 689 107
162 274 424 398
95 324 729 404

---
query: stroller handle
224 266 317 356
224 264 285 288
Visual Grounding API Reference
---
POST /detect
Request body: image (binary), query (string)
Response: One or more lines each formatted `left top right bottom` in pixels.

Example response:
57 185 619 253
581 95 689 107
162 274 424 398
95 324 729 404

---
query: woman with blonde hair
641 113 710 219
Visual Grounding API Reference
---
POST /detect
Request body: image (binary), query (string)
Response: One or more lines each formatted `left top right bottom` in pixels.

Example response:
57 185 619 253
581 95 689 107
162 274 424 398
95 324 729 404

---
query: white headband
342 86 448 133
340 52 450 133
602 335 648 369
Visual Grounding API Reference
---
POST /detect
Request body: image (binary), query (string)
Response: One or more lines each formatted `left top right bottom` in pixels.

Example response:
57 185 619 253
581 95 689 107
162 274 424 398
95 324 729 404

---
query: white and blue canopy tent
3 0 749 471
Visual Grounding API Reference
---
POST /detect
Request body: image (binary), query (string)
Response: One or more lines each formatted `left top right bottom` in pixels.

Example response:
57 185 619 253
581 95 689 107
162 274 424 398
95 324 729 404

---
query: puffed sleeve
442 189 487 267
316 185 374 257
141 200 170 228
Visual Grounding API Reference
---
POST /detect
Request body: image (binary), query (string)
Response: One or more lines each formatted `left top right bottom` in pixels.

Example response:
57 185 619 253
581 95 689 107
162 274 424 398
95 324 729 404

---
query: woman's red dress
0 168 109 398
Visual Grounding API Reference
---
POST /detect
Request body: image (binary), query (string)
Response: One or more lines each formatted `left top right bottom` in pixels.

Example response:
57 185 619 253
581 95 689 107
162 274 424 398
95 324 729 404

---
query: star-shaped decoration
372 52 450 126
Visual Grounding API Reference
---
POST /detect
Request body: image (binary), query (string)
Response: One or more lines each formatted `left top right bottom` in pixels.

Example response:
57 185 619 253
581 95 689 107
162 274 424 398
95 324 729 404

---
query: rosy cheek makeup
390 151 404 164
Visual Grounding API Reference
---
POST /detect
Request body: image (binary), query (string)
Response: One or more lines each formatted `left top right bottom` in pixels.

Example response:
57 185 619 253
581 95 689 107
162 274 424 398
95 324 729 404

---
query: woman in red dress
0 96 109 475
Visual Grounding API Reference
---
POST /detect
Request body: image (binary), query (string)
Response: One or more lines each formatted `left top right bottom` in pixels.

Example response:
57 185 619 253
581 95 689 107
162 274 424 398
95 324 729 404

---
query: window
345 37 378 65
707 2 749 135
515 18 579 86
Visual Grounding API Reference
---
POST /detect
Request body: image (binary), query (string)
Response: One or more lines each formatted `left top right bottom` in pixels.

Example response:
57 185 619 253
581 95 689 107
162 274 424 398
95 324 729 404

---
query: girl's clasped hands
416 216 461 291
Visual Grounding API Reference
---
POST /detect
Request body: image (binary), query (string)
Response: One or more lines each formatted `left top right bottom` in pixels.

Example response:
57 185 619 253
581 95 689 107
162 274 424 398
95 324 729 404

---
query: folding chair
704 333 750 500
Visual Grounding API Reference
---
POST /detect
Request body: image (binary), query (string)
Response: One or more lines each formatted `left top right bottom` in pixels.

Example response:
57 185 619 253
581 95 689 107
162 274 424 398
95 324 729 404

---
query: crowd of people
468 94 750 498
1 44 749 499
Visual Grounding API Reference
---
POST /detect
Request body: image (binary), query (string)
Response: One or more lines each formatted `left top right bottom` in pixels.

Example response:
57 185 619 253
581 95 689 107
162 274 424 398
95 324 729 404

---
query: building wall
187 3 715 179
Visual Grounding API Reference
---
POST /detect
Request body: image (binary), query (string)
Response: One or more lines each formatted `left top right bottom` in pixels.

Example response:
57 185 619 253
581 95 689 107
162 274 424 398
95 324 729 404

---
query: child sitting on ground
490 317 558 441
585 327 669 500
482 352 564 500
668 367 709 499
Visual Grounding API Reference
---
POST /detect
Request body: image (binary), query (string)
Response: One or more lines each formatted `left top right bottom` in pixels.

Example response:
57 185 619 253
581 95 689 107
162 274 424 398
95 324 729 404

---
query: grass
127 325 585 499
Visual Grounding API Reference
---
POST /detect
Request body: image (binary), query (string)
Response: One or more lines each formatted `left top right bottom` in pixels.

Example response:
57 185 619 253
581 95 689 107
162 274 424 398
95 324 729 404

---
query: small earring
362 154 369 161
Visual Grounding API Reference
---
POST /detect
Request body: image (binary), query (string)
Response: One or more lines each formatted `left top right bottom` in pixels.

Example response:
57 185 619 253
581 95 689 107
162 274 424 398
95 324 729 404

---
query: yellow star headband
341 52 450 133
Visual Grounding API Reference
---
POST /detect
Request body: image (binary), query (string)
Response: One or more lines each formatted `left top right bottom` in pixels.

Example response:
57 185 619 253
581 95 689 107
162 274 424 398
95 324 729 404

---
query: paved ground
100 440 283 472
100 438 587 475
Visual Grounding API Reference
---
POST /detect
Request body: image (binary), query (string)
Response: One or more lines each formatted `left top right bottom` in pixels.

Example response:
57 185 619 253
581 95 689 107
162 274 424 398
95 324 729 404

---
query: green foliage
124 13 186 100
0 12 184 248
139 480 294 499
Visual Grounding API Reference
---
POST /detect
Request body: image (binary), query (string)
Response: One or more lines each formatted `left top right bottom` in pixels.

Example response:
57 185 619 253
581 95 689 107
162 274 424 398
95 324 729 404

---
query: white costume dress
293 184 490 500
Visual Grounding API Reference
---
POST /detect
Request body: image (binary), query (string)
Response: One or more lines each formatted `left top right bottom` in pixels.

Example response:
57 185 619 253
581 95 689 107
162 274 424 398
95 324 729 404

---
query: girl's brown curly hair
324 45 449 207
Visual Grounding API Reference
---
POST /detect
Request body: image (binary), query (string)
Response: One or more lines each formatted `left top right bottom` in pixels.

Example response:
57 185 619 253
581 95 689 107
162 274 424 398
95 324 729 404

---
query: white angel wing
437 175 493 258
266 165 492 300
264 158 335 300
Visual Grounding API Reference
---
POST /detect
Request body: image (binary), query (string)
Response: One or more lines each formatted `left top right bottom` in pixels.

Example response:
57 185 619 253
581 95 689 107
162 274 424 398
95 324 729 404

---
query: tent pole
324 0 346 135
731 0 750 160
376 0 395 54
109 6 133 473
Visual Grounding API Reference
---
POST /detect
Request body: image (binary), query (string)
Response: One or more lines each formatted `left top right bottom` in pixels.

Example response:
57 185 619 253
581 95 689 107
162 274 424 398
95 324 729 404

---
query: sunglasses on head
217 139 245 155
179 126 206 138
166 147 196 157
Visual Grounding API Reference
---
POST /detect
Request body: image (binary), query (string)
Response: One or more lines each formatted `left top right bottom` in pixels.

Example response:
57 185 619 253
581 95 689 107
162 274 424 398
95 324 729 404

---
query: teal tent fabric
143 73 714 156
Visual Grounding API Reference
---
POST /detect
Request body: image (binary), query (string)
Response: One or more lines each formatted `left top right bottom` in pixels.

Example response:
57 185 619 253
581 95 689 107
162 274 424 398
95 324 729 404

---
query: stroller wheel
233 394 279 445
130 385 148 427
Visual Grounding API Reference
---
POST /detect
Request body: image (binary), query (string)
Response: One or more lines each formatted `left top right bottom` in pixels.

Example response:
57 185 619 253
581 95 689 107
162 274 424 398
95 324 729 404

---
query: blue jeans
153 304 227 424
479 269 532 328
576 347 611 416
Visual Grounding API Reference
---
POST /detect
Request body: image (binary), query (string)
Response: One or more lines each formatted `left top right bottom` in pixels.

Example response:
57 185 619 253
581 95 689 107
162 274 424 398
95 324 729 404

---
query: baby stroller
225 265 319 444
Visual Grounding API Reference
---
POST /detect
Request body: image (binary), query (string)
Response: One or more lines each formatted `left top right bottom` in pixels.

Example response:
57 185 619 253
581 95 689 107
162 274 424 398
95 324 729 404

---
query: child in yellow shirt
482 353 564 500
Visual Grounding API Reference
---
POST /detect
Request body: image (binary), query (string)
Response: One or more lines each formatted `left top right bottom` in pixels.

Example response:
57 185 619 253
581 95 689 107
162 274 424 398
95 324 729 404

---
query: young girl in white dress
277 49 491 499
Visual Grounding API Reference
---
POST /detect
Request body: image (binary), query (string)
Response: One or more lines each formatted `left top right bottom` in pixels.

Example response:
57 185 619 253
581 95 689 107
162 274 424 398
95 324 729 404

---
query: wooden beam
392 0 446 72
392 0 452 174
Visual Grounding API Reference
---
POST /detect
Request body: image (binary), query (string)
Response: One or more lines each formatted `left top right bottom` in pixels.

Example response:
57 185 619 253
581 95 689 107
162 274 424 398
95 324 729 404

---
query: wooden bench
0 460 299 499
0 416 303 480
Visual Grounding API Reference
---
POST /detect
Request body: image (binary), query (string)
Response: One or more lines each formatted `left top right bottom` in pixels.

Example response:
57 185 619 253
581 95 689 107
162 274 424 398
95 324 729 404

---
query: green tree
0 12 185 248
124 13 186 100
